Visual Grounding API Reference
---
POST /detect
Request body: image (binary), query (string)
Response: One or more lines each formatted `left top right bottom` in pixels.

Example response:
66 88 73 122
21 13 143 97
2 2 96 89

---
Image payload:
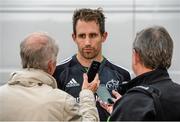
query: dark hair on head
73 8 105 35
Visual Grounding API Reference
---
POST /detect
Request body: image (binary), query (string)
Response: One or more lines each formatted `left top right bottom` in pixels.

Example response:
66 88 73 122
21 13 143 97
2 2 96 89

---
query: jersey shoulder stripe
107 60 130 73
59 56 73 65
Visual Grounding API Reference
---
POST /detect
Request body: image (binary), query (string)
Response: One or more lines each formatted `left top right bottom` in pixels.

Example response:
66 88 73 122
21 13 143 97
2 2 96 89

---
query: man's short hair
20 32 59 72
72 8 105 35
133 26 173 69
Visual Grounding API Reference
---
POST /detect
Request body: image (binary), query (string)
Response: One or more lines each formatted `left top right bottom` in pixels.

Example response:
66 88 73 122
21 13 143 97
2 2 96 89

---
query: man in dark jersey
53 8 130 121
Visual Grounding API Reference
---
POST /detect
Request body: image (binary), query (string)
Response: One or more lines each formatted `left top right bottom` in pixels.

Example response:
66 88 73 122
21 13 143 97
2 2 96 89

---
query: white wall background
0 0 180 85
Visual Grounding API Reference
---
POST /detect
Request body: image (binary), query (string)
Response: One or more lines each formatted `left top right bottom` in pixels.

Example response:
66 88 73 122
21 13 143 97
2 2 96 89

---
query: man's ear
134 50 141 65
102 32 108 43
47 60 56 75
72 33 76 42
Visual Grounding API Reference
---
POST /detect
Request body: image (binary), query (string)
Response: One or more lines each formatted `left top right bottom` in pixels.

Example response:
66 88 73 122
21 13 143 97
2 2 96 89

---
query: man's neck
135 65 153 76
76 53 103 67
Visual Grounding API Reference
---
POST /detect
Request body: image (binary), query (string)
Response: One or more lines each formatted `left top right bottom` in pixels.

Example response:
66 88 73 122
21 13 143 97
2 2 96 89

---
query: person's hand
112 90 121 102
99 90 122 114
98 99 113 114
82 73 100 93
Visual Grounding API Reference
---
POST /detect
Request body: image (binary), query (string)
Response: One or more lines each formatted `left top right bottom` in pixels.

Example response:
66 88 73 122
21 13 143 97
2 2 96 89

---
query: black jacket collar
132 68 170 85
119 68 170 94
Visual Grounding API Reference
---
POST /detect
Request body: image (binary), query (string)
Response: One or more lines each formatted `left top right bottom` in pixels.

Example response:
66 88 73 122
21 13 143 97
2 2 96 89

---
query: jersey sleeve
53 65 66 89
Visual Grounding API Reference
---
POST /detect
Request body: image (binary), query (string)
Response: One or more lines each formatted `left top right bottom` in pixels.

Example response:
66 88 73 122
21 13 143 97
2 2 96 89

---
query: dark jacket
110 68 180 121
53 55 130 121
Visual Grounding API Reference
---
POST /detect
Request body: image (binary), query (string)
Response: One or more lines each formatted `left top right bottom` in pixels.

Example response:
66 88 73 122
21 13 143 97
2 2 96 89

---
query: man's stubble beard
80 49 99 60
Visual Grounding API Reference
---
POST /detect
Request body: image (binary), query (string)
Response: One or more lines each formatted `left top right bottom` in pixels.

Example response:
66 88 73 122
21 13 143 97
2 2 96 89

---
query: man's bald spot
24 33 49 49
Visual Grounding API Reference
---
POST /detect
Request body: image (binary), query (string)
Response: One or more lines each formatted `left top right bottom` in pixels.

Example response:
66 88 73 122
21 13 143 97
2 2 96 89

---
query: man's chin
84 56 95 59
83 54 96 59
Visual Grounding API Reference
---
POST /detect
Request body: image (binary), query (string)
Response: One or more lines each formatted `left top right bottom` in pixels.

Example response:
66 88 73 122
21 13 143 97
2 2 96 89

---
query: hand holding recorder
86 61 115 104
82 73 100 93
82 61 101 93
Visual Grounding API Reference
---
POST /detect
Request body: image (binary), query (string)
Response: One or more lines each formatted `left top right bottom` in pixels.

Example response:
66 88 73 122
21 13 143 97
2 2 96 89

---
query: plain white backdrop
0 0 180 85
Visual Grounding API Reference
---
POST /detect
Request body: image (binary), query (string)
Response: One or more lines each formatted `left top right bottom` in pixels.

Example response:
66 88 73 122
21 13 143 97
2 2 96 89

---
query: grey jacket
0 68 99 121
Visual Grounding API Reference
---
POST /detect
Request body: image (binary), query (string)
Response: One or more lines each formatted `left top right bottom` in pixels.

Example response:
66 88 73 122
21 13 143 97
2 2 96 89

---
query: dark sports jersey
53 55 131 121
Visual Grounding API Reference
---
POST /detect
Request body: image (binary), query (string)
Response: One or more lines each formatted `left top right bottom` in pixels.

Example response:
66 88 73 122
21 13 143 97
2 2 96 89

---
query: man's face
72 20 107 59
